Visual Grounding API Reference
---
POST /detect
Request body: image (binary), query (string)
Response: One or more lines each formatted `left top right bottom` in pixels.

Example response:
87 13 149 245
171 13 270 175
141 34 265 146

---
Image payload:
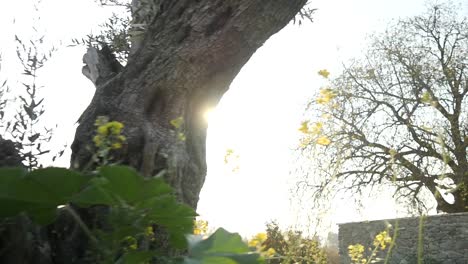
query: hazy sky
198 0 440 237
1 0 466 239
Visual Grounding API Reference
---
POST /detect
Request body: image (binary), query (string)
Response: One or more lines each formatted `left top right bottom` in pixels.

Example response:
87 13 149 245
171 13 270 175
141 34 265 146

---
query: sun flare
203 107 217 123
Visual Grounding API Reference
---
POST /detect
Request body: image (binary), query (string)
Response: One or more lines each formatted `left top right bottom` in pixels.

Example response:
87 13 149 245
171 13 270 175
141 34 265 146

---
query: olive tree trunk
72 0 307 209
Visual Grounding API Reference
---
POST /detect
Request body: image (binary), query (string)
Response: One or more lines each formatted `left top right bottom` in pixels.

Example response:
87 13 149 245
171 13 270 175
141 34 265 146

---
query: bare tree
299 3 467 214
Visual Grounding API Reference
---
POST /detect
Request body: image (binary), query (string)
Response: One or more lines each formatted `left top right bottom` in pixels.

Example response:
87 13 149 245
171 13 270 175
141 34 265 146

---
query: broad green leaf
72 177 115 206
0 167 86 224
27 167 88 204
99 166 142 203
144 196 196 248
86 166 173 205
185 228 261 264
191 228 249 256
120 251 155 263
27 206 57 225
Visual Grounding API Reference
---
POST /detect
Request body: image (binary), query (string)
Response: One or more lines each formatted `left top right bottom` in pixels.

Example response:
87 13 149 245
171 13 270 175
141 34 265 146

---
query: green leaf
0 167 87 224
99 166 142 203
185 228 261 264
144 195 196 249
72 177 116 206
26 167 88 204
75 166 173 206
121 251 155 263
27 206 57 225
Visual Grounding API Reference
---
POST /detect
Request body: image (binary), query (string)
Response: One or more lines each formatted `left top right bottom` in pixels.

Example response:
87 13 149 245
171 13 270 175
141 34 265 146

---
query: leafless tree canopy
299 3 467 214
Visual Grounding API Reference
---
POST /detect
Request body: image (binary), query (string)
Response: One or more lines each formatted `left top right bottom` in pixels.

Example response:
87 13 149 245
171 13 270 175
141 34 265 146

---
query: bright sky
1 0 466 239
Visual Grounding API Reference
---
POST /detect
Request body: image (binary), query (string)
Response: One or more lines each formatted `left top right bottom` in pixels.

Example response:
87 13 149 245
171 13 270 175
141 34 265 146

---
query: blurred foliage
248 222 329 264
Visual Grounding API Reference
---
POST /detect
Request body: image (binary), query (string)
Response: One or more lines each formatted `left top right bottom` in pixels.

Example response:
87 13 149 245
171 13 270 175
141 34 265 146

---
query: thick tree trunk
1 1 307 263
72 0 307 209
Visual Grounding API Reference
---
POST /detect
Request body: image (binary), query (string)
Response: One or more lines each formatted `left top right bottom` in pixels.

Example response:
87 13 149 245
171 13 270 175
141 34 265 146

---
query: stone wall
338 213 468 264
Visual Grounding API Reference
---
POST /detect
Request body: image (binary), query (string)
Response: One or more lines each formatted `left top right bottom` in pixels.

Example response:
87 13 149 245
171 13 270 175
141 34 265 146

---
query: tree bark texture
72 0 307 209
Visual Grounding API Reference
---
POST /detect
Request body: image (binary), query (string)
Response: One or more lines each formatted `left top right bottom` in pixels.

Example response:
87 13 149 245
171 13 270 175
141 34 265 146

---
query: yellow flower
316 136 331 146
93 135 103 147
129 243 137 250
318 69 330 78
373 231 392 250
111 142 122 149
299 121 309 134
93 117 127 154
316 88 337 104
145 226 154 237
348 244 365 264
310 122 323 135
123 236 138 251
97 125 109 136
421 91 432 104
170 117 184 129
107 121 124 134
248 232 267 248
299 136 313 148
193 220 208 235
254 233 267 243
178 132 186 141
248 239 259 247
264 248 276 258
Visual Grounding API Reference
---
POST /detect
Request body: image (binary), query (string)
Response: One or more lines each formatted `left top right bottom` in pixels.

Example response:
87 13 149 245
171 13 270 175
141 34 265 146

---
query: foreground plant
0 164 265 263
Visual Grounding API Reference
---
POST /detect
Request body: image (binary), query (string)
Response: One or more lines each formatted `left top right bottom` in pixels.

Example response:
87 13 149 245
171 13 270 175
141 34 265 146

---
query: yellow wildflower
107 121 124 135
264 248 276 258
316 136 331 146
248 232 267 248
310 122 323 135
254 233 267 243
248 239 259 247
421 91 432 104
316 88 337 104
373 231 392 250
299 136 313 148
93 135 103 147
318 69 330 78
299 121 309 134
178 132 186 141
97 125 109 136
145 226 154 237
111 142 122 149
348 244 365 264
123 236 138 251
193 219 208 235
170 117 184 129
